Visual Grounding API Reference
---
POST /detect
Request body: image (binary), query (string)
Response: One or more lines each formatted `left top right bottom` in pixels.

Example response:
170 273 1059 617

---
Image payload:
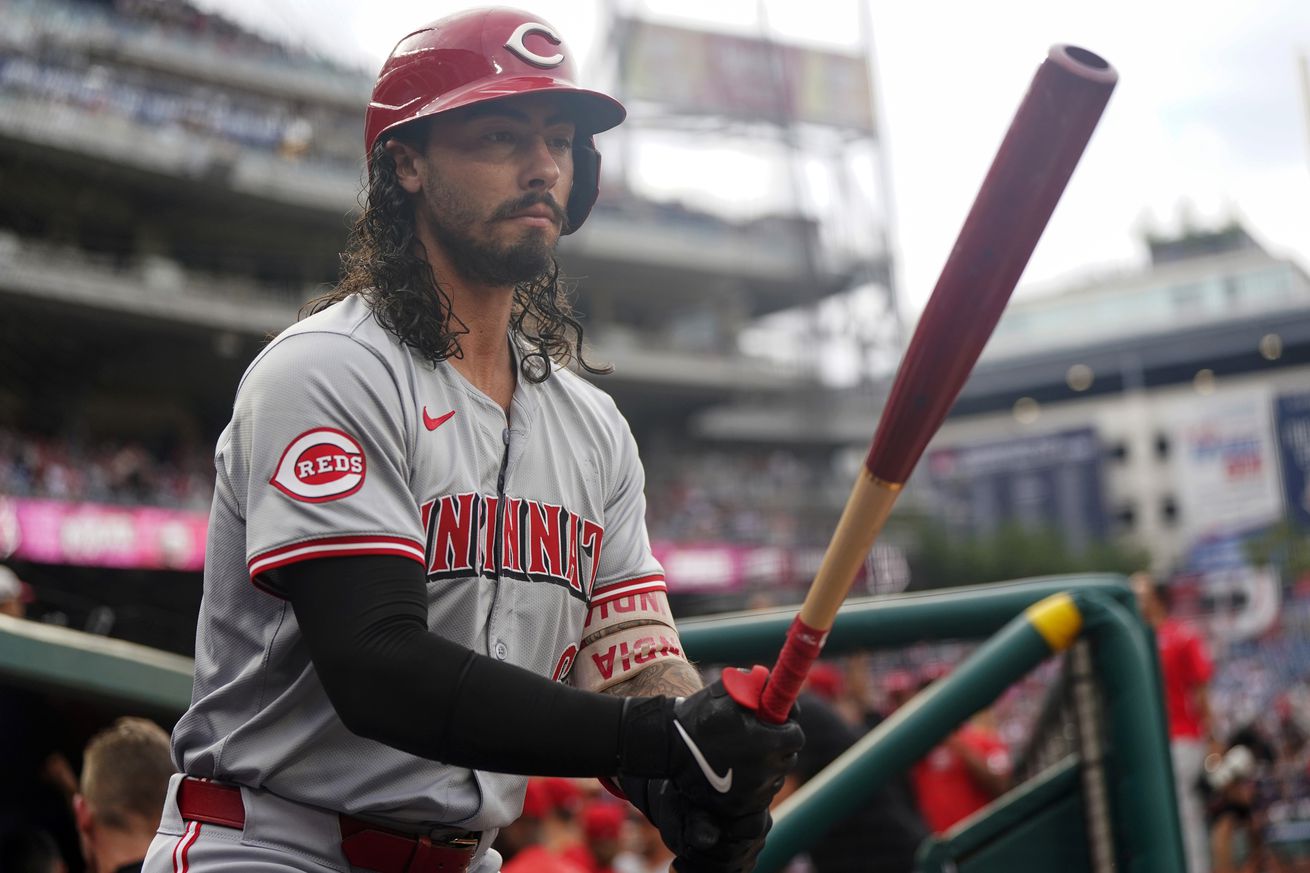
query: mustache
491 192 568 226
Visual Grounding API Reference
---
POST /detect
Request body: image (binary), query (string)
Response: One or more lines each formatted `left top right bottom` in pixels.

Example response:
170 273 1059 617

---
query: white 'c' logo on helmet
504 22 565 68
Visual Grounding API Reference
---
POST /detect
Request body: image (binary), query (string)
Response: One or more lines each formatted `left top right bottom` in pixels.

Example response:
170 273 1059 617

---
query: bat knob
721 665 770 713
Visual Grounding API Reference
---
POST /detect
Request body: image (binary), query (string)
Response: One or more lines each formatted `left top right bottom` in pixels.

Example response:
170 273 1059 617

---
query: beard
421 177 569 287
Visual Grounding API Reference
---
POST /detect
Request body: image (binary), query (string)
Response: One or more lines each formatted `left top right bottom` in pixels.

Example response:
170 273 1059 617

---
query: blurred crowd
643 444 846 548
494 777 671 873
1200 602 1310 873
1211 590 1310 742
0 427 213 511
1 0 364 169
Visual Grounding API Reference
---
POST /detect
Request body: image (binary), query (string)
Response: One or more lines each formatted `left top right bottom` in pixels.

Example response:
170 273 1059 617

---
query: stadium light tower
595 0 901 385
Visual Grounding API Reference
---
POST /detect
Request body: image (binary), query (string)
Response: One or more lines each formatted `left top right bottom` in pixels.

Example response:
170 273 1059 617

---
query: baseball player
141 8 802 873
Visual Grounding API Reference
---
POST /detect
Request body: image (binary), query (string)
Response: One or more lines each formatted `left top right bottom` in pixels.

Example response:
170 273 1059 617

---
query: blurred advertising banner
651 541 907 593
1178 535 1282 642
1171 388 1286 642
1276 390 1310 527
0 496 207 571
653 542 795 592
924 428 1107 551
619 18 877 132
1172 388 1282 539
0 494 908 592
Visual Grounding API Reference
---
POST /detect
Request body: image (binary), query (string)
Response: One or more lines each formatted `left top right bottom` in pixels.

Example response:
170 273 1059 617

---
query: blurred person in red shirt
1133 571 1214 873
910 705 1011 834
564 801 626 873
501 778 589 873
802 660 867 728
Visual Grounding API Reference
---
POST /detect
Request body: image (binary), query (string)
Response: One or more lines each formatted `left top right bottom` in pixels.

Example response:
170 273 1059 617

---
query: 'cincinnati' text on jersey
420 491 604 600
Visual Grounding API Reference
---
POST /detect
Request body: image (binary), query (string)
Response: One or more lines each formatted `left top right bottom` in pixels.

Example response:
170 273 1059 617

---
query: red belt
176 778 480 873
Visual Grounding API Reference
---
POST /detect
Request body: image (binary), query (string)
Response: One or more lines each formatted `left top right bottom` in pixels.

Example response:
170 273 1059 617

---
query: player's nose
520 135 563 192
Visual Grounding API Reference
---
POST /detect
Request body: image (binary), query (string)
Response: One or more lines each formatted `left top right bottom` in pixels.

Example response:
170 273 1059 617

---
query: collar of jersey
435 331 540 434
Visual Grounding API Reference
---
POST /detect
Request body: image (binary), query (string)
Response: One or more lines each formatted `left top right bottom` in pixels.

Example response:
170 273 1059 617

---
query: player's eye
483 130 518 146
548 136 574 152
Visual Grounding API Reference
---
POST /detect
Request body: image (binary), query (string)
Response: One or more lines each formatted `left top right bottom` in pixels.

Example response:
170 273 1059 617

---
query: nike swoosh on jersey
423 408 456 431
673 719 733 794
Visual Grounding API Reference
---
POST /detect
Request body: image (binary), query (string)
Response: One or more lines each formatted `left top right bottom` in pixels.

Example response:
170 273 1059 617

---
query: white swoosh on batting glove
673 719 733 794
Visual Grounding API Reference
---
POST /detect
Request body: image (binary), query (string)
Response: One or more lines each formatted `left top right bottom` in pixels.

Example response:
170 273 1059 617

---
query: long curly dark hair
302 134 610 383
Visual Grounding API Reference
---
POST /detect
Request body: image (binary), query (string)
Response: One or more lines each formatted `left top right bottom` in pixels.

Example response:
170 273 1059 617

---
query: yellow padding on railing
1025 593 1083 652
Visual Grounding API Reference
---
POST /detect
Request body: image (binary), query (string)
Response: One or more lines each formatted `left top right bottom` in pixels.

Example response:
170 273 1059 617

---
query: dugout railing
678 574 1186 872
0 610 193 713
0 574 1185 872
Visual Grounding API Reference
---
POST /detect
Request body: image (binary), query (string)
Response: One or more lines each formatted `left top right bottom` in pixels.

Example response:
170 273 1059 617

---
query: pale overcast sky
198 0 1310 318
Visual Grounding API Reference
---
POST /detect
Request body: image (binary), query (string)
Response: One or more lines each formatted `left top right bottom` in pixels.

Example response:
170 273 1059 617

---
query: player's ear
73 793 94 839
384 138 425 195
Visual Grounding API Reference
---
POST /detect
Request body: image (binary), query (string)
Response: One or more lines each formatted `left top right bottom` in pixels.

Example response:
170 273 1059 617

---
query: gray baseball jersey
171 293 667 831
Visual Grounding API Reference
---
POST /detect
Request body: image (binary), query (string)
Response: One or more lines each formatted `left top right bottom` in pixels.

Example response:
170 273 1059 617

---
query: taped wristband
573 588 687 692
574 625 686 692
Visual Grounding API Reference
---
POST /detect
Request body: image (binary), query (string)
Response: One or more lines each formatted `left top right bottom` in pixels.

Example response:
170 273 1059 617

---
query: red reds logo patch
271 428 366 503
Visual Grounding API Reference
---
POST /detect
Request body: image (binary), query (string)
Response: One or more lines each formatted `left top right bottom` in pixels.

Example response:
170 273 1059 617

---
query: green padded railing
676 573 1135 661
677 575 1185 873
0 613 193 713
0 573 1131 718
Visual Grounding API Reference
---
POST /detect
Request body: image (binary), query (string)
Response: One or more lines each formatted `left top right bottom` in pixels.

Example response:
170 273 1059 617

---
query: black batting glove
618 775 773 873
618 677 803 817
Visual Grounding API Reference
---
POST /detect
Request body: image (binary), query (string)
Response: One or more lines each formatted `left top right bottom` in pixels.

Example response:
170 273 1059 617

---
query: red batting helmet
365 7 626 234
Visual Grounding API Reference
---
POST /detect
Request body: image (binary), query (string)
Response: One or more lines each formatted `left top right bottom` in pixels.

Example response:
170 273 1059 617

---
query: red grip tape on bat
722 617 829 723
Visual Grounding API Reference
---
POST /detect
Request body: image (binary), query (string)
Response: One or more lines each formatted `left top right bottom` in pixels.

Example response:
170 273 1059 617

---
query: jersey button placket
487 419 512 659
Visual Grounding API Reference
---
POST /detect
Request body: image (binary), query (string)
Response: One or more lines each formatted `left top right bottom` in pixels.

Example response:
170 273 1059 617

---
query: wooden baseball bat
754 45 1118 724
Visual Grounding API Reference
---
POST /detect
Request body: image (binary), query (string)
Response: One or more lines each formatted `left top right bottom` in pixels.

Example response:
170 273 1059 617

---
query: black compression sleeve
273 555 646 777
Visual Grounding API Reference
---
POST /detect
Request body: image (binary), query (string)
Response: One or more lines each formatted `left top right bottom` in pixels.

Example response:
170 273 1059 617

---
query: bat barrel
761 45 1117 724
865 45 1117 485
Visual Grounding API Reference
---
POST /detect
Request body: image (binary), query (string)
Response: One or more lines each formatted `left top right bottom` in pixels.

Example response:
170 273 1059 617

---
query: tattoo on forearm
603 659 702 698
